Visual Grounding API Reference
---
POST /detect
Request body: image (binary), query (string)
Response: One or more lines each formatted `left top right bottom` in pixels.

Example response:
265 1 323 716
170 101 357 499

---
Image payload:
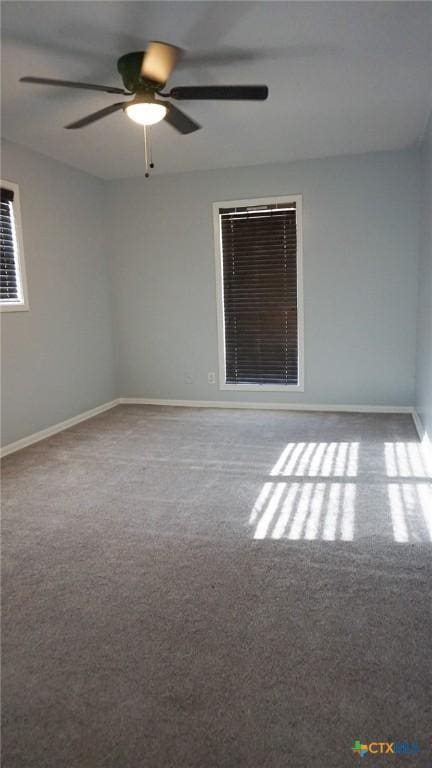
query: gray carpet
2 406 431 767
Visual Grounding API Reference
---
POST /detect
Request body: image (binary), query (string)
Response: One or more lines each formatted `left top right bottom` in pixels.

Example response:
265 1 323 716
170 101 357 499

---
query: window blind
0 187 19 302
220 202 298 385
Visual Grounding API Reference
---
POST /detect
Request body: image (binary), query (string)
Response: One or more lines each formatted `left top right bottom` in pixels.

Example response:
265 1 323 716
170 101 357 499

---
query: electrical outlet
208 371 216 384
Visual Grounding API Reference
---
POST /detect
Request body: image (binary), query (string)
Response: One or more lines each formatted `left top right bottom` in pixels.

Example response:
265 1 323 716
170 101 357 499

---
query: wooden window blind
0 187 20 303
219 202 299 385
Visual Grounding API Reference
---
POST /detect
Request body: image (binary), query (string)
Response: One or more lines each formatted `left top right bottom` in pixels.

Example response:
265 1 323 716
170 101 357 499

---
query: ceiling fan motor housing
117 51 161 93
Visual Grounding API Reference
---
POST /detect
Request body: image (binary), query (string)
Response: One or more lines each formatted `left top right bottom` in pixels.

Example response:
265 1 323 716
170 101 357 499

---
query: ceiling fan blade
65 102 125 129
141 41 181 85
168 85 269 100
164 104 201 135
20 76 128 95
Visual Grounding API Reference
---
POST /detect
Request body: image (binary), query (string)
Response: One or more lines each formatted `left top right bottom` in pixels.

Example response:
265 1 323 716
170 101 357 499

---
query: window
1 181 29 311
214 195 303 391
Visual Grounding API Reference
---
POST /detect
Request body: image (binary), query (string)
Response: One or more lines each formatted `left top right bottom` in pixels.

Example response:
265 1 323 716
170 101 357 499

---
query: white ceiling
2 1 431 178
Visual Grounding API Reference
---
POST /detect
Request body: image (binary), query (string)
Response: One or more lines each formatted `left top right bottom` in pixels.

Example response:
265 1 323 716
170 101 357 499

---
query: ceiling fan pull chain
149 127 155 170
144 125 150 177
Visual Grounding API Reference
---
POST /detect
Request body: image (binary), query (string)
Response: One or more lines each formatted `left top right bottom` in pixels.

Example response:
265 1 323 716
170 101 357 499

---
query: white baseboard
412 409 424 440
118 397 413 414
1 397 419 460
412 409 432 475
1 399 120 458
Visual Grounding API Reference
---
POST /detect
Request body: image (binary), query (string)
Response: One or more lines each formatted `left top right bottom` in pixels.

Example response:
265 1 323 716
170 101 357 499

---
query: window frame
213 194 304 392
0 179 29 312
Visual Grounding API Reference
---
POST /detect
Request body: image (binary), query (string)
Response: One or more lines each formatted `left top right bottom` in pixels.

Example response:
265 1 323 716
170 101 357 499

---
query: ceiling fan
19 41 269 134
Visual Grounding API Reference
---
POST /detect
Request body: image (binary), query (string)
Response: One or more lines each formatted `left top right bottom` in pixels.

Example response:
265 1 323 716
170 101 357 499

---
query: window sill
219 382 304 393
0 302 30 312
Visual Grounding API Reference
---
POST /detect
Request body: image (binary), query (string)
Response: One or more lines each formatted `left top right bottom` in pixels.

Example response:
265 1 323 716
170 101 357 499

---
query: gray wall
1 140 115 446
107 149 420 406
415 114 432 445
1 141 424 449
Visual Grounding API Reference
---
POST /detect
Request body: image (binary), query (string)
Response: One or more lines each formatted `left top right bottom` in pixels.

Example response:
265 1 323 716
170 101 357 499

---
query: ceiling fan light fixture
125 101 167 126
